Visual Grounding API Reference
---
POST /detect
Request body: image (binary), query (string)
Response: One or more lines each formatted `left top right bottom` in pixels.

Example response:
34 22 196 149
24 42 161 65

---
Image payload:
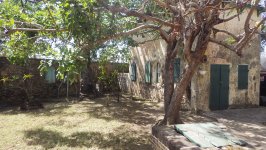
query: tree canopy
1 0 264 63
0 0 137 83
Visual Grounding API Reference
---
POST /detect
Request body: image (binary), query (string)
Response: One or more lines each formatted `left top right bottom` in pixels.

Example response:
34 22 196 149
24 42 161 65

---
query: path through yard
0 95 165 150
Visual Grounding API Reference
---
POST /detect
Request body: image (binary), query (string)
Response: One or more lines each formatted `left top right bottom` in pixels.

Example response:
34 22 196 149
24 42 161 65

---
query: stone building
128 10 261 111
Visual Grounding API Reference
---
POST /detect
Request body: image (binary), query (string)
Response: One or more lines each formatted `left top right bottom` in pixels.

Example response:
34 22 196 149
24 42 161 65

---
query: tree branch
0 18 44 29
209 38 235 52
6 28 66 34
234 16 266 55
213 28 239 41
95 24 160 45
183 30 194 63
135 35 161 45
153 0 178 13
96 0 179 29
254 18 266 34
80 24 161 51
244 0 260 33
158 28 170 42
216 14 240 25
137 0 148 13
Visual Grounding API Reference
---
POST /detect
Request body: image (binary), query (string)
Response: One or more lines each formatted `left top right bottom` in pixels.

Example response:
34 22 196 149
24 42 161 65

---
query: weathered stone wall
129 40 191 108
129 10 260 110
0 57 79 105
191 40 260 111
118 73 130 93
129 39 166 101
192 10 260 111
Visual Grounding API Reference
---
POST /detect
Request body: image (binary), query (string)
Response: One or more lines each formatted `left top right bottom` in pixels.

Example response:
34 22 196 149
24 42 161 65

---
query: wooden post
106 94 110 107
66 73 69 101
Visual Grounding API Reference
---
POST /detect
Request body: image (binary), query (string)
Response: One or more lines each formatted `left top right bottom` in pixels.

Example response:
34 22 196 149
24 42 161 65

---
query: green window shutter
174 58 180 82
156 63 160 83
131 62 137 81
238 65 249 89
45 67 56 83
145 61 151 83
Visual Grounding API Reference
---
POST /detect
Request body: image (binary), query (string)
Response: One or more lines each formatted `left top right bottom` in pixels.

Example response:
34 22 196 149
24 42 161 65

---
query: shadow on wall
131 83 157 100
130 40 165 101
118 73 130 93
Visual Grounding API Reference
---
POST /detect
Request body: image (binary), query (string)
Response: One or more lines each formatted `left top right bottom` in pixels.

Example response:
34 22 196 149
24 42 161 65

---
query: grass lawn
0 95 164 150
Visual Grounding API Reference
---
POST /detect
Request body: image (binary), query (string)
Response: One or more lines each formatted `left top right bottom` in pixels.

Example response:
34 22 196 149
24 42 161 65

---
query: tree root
154 118 167 126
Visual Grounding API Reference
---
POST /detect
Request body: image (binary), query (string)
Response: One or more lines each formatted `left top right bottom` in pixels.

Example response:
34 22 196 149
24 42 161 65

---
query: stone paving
203 107 266 150
152 108 266 150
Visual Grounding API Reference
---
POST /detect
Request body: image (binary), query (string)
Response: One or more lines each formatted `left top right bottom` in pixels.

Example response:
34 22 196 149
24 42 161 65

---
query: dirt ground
1 95 264 149
0 95 166 150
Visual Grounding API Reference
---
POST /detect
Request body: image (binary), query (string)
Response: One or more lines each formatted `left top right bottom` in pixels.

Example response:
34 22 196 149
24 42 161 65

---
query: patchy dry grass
0 95 164 150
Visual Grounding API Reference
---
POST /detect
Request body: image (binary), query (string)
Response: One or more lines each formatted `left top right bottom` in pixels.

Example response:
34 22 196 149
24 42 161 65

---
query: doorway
209 64 230 110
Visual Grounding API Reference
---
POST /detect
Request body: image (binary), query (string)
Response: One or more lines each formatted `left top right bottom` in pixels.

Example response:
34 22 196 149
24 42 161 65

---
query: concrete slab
203 107 266 149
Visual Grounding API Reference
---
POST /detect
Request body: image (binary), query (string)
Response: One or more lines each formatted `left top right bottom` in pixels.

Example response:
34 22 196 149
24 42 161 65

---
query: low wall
151 125 199 150
0 57 79 105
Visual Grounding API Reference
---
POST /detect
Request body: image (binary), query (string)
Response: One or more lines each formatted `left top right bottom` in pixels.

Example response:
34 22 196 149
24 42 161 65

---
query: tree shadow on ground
81 95 163 125
205 108 266 125
24 127 151 150
203 109 266 149
0 101 73 117
219 120 266 149
181 111 214 123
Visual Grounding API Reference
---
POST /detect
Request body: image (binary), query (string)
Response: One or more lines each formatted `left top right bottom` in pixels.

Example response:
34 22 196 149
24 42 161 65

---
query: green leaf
23 74 33 80
9 18 14 26
0 19 4 27
224 37 236 45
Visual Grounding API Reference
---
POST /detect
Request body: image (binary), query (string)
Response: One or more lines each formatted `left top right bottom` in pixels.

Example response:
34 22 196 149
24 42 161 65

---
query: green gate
210 64 229 110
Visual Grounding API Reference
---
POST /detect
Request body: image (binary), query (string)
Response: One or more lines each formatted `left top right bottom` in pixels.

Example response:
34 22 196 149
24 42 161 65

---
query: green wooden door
220 65 229 109
210 64 229 110
210 65 220 110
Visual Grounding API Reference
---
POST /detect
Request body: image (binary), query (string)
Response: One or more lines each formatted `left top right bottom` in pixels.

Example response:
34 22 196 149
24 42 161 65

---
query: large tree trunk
162 24 212 125
163 41 176 115
166 60 200 124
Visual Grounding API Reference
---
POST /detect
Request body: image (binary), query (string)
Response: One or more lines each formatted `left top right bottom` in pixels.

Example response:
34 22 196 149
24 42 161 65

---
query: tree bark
162 24 211 125
163 42 176 114
166 60 200 124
